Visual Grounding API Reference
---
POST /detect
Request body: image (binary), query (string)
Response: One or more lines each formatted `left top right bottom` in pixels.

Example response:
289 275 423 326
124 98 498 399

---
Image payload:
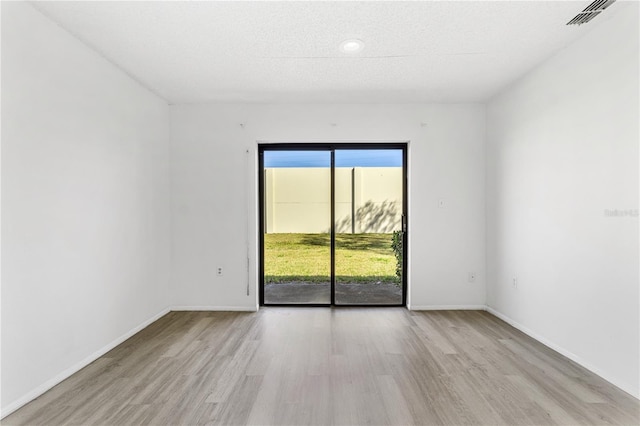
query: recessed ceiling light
340 39 364 53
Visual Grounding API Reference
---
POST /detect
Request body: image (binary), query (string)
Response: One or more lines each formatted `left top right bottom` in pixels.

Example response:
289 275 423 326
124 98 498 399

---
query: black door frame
258 143 408 307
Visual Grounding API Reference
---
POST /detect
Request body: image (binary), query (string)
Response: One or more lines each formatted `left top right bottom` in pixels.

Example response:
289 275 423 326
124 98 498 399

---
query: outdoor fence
264 167 402 233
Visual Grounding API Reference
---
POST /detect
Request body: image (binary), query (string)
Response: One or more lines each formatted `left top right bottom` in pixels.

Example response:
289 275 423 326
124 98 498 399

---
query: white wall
1 2 171 415
265 167 403 233
170 103 486 310
265 167 332 233
486 4 639 398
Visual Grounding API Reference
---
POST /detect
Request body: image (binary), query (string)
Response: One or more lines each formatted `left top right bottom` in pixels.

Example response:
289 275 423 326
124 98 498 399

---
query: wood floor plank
375 374 415 425
3 309 638 425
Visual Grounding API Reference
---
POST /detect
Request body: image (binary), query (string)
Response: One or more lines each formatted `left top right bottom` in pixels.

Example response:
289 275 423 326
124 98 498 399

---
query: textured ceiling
30 0 628 104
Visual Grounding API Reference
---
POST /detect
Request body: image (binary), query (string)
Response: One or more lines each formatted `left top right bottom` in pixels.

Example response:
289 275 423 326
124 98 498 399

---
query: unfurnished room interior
1 1 639 425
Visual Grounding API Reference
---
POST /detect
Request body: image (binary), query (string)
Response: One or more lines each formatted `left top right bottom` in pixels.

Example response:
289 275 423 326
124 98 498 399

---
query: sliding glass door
259 144 406 306
261 150 332 304
334 149 404 305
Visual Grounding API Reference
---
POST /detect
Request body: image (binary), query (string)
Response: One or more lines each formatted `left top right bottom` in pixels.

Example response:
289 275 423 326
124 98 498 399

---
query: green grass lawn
264 233 398 284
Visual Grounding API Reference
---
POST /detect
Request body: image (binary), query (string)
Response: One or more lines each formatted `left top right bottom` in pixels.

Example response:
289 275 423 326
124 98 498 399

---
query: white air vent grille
567 0 616 25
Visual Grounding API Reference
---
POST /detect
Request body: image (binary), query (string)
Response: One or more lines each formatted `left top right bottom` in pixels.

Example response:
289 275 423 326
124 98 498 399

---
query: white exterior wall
266 167 331 234
265 167 403 234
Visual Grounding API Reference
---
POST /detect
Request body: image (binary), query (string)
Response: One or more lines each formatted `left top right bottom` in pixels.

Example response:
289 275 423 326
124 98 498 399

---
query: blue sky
264 149 402 168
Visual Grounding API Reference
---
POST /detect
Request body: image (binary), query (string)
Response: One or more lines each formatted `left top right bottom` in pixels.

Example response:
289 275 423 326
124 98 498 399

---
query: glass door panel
262 150 331 304
334 149 404 305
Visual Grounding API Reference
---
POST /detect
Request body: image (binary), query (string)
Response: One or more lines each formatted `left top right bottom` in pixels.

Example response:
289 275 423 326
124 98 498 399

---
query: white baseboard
486 306 639 400
171 305 258 312
409 304 486 311
1 307 171 419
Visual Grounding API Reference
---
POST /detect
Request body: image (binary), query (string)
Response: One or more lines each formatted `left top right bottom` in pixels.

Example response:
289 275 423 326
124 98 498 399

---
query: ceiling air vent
567 0 616 25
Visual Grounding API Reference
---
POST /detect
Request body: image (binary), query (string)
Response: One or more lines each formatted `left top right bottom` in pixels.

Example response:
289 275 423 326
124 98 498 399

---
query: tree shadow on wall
335 200 400 234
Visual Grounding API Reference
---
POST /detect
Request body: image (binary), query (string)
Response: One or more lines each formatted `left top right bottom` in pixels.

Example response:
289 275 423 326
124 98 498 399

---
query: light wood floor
4 309 639 425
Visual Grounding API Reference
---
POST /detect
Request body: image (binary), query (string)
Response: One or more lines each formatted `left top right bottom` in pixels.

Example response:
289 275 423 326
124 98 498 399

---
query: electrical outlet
216 267 223 276
512 277 518 288
468 272 476 283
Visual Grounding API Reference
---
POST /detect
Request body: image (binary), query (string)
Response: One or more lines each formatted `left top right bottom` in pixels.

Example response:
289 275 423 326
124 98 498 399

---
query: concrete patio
264 281 402 305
